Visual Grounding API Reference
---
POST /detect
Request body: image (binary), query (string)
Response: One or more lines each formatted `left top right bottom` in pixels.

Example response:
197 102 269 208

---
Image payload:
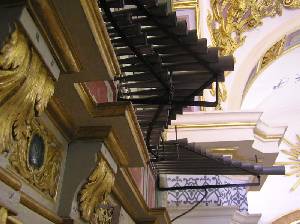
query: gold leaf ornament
0 25 55 154
207 0 300 56
259 37 285 71
283 0 300 7
78 155 115 222
9 120 63 199
90 207 114 224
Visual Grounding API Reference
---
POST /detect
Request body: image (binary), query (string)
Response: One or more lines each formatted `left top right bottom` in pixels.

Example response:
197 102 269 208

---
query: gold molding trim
78 154 115 222
75 83 150 164
20 192 63 224
168 122 257 129
0 168 63 224
75 126 129 167
0 25 55 155
254 128 283 141
80 0 121 77
172 0 200 38
26 0 81 73
9 120 63 199
0 168 22 191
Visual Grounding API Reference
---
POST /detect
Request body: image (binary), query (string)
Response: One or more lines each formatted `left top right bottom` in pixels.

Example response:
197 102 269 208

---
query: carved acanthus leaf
78 154 115 222
0 25 54 154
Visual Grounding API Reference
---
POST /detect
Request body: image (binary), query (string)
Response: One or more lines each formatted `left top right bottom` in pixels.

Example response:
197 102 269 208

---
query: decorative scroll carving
207 0 300 56
283 0 300 8
259 37 286 71
9 120 62 199
90 206 114 224
0 25 55 154
78 154 115 222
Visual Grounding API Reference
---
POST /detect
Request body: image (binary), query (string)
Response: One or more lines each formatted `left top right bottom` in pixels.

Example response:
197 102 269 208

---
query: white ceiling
242 47 300 133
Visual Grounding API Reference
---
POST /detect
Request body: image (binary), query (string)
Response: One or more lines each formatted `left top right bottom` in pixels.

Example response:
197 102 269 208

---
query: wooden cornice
80 0 121 77
26 0 81 73
75 83 150 166
75 126 129 167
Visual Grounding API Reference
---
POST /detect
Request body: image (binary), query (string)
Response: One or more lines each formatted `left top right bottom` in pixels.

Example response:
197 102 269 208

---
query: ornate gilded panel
78 154 115 223
0 25 60 199
0 25 55 154
259 37 286 71
9 120 62 199
207 0 300 56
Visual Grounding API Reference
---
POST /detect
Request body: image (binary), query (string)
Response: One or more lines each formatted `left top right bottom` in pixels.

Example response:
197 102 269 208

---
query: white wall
248 151 300 224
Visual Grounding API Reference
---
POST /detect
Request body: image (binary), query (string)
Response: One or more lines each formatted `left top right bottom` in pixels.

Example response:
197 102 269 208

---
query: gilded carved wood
259 37 286 71
90 206 114 224
0 25 54 154
78 154 115 223
207 0 300 56
283 0 300 7
9 120 62 199
0 25 61 199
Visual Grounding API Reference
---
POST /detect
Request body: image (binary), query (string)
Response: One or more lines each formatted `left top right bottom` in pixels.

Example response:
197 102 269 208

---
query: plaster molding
80 0 120 78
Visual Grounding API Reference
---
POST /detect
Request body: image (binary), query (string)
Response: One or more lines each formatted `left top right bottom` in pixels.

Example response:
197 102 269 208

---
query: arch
272 210 300 224
227 12 300 110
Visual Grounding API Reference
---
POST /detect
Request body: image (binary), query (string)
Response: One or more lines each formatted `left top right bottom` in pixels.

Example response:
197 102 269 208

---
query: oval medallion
28 134 45 169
